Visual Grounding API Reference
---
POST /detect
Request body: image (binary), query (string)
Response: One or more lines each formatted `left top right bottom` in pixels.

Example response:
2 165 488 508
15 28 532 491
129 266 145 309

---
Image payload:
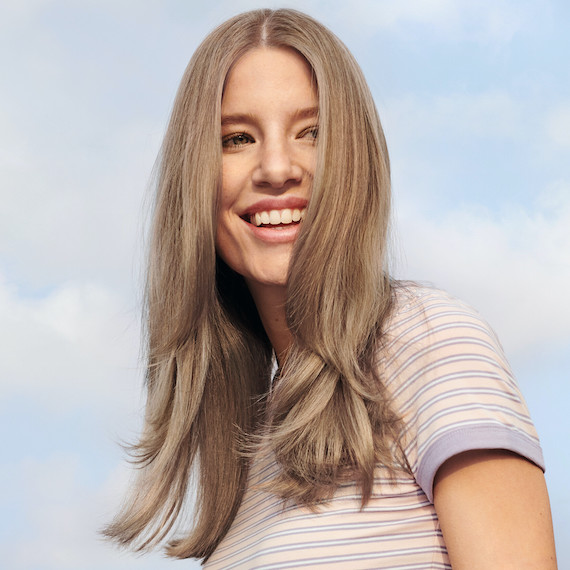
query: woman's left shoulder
379 283 545 501
388 283 497 333
384 283 511 371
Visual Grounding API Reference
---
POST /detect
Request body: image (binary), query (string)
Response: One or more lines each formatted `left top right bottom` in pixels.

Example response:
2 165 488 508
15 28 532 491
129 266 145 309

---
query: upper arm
433 449 557 569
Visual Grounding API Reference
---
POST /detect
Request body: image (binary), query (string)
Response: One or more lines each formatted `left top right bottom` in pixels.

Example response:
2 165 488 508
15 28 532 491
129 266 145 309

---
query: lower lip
247 221 302 243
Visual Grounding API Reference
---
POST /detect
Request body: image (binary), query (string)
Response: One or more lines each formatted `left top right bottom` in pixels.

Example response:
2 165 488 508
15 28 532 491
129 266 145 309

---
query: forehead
222 47 317 112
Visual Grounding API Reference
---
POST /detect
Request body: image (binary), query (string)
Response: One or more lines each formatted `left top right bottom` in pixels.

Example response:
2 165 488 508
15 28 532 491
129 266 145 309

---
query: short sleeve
382 286 544 503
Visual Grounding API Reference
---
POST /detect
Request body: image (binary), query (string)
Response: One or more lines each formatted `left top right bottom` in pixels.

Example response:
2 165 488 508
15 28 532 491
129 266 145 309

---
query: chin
240 261 290 290
234 251 292 290
245 271 288 289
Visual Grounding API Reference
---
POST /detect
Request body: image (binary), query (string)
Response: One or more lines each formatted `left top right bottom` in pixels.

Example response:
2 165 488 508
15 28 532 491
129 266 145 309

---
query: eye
298 126 319 142
222 132 254 149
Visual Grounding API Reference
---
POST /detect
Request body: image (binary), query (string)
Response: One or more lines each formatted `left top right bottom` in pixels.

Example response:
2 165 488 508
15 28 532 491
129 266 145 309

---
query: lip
241 196 308 217
238 197 307 245
247 221 302 244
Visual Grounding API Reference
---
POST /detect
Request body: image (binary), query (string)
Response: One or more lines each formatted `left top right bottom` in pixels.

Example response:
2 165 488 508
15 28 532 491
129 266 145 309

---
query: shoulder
379 283 544 501
385 283 501 348
382 283 512 382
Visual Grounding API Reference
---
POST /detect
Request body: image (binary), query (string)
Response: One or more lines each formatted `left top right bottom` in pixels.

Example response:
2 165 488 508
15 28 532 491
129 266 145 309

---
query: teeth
250 208 306 227
269 210 281 225
281 209 292 224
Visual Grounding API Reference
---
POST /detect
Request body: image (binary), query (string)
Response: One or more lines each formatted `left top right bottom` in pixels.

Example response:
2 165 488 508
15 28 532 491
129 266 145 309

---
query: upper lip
240 197 309 217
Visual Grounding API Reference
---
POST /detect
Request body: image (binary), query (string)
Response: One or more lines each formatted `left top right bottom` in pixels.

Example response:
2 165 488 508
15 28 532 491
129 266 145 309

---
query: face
217 47 318 291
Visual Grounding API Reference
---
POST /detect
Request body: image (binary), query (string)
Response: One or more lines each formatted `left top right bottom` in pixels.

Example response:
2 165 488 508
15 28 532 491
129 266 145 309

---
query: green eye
222 133 254 148
299 126 318 141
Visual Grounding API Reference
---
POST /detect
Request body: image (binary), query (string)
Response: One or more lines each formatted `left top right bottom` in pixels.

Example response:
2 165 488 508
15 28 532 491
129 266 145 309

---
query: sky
0 0 568 568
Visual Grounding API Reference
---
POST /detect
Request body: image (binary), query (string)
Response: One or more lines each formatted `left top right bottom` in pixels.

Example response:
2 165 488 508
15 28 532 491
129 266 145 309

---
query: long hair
103 8 403 561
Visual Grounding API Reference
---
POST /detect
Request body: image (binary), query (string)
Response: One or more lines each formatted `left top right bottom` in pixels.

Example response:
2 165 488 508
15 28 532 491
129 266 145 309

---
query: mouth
244 208 306 228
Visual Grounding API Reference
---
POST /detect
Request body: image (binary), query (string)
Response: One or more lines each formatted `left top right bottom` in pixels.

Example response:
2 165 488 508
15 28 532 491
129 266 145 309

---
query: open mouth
245 208 306 228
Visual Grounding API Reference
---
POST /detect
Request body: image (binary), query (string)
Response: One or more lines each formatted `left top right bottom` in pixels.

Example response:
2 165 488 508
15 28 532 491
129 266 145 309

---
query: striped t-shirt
204 286 544 569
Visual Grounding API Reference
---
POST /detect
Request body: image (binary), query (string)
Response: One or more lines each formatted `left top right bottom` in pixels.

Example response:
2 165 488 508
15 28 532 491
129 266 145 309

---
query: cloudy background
1 0 568 568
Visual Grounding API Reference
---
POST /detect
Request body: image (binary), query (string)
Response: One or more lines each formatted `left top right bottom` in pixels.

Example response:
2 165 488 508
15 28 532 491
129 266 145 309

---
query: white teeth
269 210 281 225
250 208 306 227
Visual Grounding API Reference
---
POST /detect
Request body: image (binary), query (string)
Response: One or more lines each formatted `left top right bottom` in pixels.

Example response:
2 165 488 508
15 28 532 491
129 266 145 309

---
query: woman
104 9 557 568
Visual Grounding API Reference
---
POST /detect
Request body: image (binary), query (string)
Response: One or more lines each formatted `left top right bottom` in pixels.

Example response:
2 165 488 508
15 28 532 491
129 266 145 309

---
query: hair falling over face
102 8 404 561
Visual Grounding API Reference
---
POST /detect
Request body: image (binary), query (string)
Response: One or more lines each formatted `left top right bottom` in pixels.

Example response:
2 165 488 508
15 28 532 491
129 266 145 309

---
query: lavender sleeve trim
417 425 545 503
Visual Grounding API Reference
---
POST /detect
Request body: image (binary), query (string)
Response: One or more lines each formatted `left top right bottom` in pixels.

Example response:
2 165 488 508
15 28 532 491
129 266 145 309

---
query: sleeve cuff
416 425 545 503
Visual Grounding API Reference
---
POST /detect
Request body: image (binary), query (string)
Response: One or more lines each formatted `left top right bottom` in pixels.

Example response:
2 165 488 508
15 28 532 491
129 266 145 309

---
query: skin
217 47 317 360
434 450 557 568
216 46 558 568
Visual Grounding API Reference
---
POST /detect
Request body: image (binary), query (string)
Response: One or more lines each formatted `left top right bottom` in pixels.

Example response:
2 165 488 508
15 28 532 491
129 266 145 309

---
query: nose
252 139 303 188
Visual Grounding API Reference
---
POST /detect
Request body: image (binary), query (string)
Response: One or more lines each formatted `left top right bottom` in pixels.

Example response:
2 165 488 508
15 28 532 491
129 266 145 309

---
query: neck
246 281 292 365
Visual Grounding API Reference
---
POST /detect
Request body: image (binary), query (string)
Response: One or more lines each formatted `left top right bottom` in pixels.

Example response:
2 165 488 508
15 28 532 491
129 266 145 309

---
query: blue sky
1 1 568 568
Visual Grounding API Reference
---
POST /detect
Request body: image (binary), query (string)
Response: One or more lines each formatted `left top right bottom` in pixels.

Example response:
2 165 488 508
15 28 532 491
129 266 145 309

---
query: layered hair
104 8 403 561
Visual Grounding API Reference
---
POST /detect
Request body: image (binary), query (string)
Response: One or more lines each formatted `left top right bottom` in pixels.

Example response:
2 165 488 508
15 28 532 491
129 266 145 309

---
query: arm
433 449 557 569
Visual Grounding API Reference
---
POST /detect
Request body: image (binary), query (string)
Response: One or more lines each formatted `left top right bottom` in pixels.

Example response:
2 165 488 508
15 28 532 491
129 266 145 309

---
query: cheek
219 166 234 208
216 166 241 265
215 221 241 275
220 158 245 207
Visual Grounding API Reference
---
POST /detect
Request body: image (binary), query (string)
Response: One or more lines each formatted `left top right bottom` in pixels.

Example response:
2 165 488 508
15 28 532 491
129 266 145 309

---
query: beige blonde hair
103 8 404 561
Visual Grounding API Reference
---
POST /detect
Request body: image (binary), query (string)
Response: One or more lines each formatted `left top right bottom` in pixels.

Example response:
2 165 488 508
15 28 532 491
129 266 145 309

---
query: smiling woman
103 8 557 569
217 47 316 293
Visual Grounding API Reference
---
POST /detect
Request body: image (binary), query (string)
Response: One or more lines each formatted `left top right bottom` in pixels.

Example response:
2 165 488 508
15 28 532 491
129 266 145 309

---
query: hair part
103 8 404 561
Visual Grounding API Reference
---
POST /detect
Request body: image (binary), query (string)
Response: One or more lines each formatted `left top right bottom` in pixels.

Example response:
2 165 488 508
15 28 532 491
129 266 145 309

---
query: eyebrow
221 106 319 126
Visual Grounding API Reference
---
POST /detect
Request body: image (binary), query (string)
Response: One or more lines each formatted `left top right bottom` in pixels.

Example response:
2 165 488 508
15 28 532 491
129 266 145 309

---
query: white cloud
201 0 544 46
546 104 570 147
0 0 169 294
382 90 524 145
393 182 570 360
0 275 143 414
324 0 545 43
0 0 53 27
1 455 200 569
0 99 159 291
